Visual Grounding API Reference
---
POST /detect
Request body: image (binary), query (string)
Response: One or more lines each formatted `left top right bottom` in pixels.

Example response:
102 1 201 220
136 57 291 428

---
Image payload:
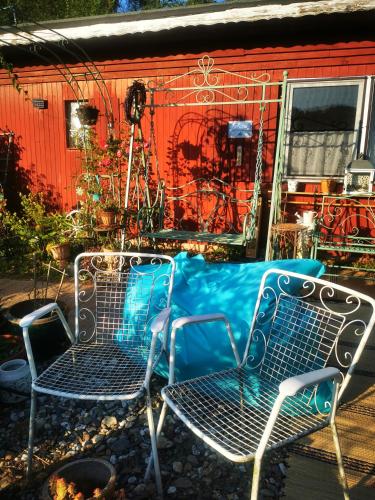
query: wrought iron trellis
137 55 288 247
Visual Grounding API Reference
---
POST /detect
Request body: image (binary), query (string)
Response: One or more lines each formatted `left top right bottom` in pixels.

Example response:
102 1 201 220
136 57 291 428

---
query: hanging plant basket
76 105 99 126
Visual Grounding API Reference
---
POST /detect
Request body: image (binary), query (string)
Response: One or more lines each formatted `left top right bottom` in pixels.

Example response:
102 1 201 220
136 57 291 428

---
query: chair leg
26 389 37 480
144 400 169 481
250 454 263 500
146 389 163 498
331 421 350 500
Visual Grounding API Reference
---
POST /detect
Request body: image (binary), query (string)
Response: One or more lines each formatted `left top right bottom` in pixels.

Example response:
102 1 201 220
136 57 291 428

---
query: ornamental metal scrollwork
147 55 272 106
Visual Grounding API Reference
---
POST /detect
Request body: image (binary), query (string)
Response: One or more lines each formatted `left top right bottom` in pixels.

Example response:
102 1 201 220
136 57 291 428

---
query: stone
157 436 173 449
128 475 137 484
101 415 117 428
133 483 147 496
167 485 177 494
174 477 193 489
91 434 103 444
109 437 130 453
187 455 199 466
172 461 183 473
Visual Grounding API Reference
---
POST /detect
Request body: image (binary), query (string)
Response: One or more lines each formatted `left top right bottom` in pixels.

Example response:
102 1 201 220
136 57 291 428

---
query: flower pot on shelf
47 242 71 261
41 458 116 500
320 178 336 194
97 209 117 228
76 105 99 126
0 358 31 403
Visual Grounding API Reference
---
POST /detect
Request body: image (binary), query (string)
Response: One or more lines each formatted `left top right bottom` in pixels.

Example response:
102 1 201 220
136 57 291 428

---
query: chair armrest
168 313 240 384
255 367 341 462
20 302 74 381
151 308 171 334
279 367 341 397
19 302 60 328
171 313 228 330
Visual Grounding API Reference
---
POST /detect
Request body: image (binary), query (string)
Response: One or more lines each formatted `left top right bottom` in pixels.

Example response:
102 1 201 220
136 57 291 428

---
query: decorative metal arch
139 56 288 247
146 55 285 108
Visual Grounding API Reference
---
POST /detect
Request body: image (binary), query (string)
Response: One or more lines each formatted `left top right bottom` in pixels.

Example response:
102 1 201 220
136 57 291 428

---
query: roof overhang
0 0 374 48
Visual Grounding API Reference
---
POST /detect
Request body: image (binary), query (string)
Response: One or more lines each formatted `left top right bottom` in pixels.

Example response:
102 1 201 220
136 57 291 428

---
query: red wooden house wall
1 39 375 214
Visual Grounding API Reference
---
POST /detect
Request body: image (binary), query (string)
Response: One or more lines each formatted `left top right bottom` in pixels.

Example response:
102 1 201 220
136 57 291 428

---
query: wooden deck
285 355 375 498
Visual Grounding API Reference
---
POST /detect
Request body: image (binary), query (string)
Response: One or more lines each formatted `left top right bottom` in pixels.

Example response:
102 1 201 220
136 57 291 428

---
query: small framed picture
228 120 253 139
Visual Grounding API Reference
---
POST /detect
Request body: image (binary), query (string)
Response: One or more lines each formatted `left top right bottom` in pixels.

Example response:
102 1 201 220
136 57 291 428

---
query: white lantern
344 158 375 194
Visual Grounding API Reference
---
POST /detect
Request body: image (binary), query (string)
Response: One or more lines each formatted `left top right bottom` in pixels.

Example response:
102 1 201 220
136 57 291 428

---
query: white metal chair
158 269 375 499
20 251 175 496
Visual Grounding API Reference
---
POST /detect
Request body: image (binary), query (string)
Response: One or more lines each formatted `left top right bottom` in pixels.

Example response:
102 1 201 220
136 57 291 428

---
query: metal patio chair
158 269 375 499
20 252 175 496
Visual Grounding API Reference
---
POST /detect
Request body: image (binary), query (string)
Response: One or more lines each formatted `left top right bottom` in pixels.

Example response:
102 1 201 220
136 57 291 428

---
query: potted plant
76 103 100 126
46 237 71 262
96 198 120 228
41 458 116 500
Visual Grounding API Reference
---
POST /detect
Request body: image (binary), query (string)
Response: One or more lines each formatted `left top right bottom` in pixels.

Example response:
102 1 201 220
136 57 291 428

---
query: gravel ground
0 277 287 499
0 371 287 499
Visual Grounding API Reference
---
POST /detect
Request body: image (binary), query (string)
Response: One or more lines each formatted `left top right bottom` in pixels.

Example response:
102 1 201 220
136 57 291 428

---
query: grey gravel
0 373 288 499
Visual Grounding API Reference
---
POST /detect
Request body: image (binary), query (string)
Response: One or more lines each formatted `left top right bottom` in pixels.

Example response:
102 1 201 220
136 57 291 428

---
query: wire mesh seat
20 252 175 496
34 344 149 398
158 269 375 499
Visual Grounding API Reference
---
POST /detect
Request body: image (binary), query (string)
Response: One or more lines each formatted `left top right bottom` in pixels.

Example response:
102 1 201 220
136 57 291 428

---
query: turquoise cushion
156 252 325 381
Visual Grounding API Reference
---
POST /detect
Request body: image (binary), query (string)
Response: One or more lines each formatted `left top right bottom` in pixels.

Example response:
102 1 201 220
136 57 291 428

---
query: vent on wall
32 99 48 109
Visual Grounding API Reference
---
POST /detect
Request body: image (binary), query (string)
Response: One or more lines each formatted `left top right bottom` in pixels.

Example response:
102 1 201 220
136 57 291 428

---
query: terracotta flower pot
320 179 336 194
97 209 117 227
47 242 71 261
41 458 116 500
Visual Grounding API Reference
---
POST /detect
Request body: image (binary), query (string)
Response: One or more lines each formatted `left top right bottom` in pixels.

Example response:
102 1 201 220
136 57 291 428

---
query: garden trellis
125 56 288 249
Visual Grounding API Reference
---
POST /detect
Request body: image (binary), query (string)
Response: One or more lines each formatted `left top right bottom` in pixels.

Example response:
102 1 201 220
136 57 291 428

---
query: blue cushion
155 252 325 381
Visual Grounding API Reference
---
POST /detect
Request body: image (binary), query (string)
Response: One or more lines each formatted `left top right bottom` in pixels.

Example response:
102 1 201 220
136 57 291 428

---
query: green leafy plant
0 193 72 273
0 52 21 93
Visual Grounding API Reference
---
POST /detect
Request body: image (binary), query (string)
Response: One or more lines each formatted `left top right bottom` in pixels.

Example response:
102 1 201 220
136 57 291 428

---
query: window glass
291 85 358 132
285 81 364 178
66 101 85 148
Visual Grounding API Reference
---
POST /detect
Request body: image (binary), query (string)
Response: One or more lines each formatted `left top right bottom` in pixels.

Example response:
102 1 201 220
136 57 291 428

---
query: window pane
291 85 358 132
66 101 85 148
286 83 362 177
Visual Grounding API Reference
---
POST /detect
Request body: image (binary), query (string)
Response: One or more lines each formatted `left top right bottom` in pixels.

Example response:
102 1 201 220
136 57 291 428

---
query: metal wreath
124 80 147 124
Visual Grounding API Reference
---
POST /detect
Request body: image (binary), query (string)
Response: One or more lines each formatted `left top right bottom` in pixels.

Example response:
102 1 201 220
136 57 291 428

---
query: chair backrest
74 252 175 353
246 269 375 401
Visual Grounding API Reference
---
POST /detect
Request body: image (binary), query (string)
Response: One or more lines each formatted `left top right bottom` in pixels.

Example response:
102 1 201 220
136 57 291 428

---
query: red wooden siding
1 42 375 210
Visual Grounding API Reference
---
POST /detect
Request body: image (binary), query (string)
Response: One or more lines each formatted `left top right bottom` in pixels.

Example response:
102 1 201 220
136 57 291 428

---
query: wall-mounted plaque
228 120 253 139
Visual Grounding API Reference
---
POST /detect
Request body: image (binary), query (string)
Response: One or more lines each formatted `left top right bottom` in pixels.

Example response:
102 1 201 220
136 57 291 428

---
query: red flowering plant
74 126 151 231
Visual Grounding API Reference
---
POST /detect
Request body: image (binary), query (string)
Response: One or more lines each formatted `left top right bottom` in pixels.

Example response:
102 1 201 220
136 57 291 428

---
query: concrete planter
0 358 31 403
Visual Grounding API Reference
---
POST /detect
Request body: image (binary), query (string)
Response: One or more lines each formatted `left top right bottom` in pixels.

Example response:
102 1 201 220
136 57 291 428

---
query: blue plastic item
154 252 325 381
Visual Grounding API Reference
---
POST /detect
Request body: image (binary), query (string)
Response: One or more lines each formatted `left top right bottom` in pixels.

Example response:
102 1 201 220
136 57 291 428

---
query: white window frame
284 77 366 180
363 76 375 161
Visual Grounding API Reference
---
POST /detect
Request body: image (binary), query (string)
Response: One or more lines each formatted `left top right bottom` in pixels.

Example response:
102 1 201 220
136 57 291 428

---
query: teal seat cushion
155 252 325 381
